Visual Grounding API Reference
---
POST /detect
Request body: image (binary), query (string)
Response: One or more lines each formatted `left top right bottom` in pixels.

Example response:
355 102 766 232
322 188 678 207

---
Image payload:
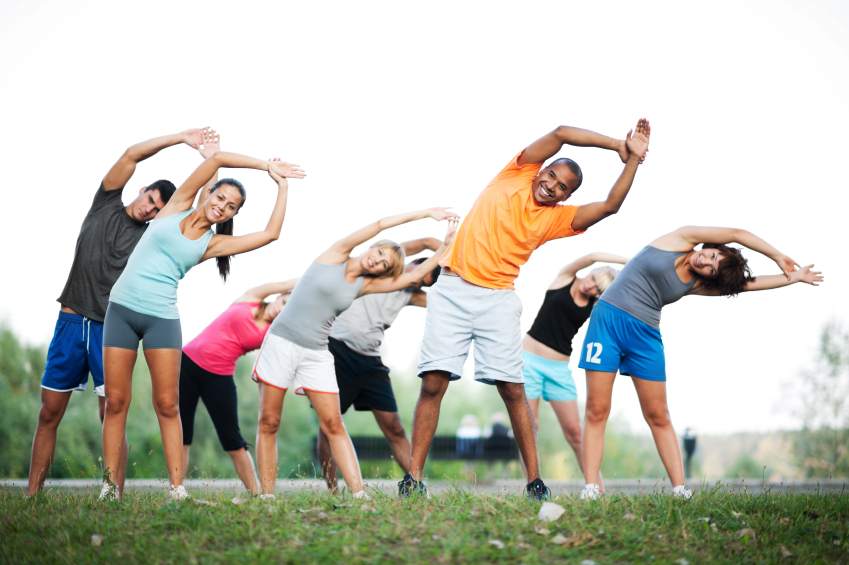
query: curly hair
697 243 755 297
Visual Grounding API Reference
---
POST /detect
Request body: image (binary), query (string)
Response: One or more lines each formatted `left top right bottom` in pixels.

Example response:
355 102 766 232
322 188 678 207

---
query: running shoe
525 478 551 501
98 482 118 501
672 485 693 499
259 494 276 501
353 490 371 501
170 485 189 501
397 474 428 498
580 483 601 500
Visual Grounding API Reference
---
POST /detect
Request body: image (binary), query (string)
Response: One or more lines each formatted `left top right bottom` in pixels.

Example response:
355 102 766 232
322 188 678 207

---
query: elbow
554 125 571 141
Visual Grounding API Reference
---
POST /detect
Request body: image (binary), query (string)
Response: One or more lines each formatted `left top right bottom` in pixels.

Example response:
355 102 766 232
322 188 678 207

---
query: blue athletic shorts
42 311 105 396
522 351 578 402
577 300 666 382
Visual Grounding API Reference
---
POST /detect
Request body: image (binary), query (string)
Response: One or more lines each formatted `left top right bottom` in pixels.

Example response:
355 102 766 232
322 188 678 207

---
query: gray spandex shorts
103 302 182 351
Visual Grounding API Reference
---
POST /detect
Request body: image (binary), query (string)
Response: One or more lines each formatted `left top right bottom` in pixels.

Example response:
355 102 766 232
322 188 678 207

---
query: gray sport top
269 260 365 350
330 289 415 357
599 246 696 329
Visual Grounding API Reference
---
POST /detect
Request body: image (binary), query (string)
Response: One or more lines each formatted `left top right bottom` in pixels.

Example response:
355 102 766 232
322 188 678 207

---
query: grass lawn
2 485 848 564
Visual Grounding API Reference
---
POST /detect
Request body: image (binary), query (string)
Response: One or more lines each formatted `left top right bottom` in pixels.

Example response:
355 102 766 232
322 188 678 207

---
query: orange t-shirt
440 151 585 290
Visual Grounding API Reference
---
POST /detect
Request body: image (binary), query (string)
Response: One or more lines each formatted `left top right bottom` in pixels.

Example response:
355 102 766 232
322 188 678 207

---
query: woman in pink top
180 278 297 494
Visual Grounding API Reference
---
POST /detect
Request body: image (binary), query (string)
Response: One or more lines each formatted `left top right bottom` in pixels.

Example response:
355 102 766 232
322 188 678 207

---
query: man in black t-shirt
28 128 219 496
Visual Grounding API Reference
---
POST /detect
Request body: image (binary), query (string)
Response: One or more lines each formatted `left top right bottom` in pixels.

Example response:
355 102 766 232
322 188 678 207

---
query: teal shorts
522 351 577 402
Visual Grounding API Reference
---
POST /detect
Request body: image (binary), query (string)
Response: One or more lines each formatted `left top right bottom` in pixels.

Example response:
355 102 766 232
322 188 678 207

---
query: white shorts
417 274 524 385
251 333 339 395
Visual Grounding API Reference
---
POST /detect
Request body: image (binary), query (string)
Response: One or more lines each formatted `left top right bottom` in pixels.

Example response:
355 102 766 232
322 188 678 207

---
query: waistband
58 311 103 325
522 350 570 367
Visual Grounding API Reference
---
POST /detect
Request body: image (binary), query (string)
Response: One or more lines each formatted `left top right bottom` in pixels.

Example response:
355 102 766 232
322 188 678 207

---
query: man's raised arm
519 125 631 167
102 127 210 192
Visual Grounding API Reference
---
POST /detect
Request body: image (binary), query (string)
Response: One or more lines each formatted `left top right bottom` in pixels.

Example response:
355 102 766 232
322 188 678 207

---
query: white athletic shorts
417 273 524 385
251 333 338 395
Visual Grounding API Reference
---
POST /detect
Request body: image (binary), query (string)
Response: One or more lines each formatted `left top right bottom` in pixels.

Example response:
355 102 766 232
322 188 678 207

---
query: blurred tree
787 320 849 478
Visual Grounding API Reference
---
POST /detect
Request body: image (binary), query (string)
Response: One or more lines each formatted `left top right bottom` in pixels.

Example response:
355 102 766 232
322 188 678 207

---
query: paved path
4 478 846 496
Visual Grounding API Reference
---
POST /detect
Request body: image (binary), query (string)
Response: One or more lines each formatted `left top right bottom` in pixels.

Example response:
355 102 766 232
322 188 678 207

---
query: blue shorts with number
577 300 666 382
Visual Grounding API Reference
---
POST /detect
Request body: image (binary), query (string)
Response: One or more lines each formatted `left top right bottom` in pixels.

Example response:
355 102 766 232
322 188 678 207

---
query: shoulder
89 182 124 214
493 150 543 182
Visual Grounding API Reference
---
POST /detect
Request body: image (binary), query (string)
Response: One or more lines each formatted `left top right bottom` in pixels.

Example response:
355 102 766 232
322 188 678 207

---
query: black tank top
527 279 594 356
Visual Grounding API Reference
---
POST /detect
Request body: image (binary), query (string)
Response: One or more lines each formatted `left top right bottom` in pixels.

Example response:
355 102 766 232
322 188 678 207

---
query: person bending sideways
27 128 215 496
100 130 306 501
577 226 823 500
404 119 650 501
318 235 445 492
520 252 628 490
180 278 298 495
252 209 458 500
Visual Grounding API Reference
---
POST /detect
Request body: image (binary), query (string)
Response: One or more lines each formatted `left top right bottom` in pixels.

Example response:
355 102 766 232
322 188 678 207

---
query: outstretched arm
691 264 822 296
557 252 629 279
317 208 459 265
652 226 800 280
194 129 222 209
361 220 459 295
520 124 635 167
571 119 650 232
235 277 300 303
400 237 443 256
102 127 209 192
200 160 301 261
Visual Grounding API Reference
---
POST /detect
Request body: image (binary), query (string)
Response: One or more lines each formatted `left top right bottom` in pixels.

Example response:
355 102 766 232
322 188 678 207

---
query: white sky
1 0 846 434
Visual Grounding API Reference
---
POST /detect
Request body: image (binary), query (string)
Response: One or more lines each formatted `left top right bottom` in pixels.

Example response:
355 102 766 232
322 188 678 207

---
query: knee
37 402 64 428
643 407 671 428
320 415 346 437
385 418 407 440
258 413 280 436
420 374 449 400
564 424 583 446
496 382 526 404
104 394 131 416
585 401 611 425
152 395 179 419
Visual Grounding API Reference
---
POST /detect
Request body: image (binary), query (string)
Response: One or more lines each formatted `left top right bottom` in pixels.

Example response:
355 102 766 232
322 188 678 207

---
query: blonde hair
590 266 619 293
369 239 406 279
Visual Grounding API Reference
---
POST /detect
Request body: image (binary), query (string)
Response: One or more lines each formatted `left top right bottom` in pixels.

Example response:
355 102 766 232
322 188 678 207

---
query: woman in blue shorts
521 252 627 488
100 129 306 501
577 226 822 500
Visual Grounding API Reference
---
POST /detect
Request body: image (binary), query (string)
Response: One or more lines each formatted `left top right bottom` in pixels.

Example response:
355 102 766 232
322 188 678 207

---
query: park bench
313 436 519 461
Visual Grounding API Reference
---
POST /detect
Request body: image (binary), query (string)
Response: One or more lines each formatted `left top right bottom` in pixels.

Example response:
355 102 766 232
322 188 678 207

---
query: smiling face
532 161 581 206
360 247 396 276
689 248 724 278
128 188 166 222
577 273 602 297
203 184 244 224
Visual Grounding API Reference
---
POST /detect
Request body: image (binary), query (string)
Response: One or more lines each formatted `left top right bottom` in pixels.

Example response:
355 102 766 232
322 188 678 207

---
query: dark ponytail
209 178 247 282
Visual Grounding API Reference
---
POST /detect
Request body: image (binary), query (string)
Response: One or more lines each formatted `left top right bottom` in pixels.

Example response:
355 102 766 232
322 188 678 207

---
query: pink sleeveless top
183 302 269 376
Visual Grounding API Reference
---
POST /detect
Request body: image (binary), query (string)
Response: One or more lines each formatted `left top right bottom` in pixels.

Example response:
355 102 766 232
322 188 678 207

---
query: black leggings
179 354 248 452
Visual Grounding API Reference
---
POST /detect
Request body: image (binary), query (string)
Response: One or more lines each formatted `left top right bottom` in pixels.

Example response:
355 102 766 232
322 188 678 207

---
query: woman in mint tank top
100 128 307 502
252 209 459 500
576 226 823 502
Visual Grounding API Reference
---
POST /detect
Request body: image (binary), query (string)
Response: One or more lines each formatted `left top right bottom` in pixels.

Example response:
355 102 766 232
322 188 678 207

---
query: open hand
443 218 460 246
199 128 220 159
267 158 288 184
793 264 823 286
625 119 650 164
268 160 306 179
181 127 209 150
774 254 800 280
428 207 460 221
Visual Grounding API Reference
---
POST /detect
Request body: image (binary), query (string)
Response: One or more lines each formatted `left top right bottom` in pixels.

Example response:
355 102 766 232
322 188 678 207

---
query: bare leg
550 399 604 492
372 410 411 474
582 370 616 485
27 389 72 495
144 348 184 487
409 371 451 481
227 449 259 495
256 382 286 494
495 381 540 482
308 391 363 494
317 429 338 492
182 445 191 479
98 396 128 495
518 397 541 480
102 347 137 489
632 378 685 487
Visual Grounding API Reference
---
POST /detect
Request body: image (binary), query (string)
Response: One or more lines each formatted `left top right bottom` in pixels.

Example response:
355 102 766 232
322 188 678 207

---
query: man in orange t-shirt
400 119 651 501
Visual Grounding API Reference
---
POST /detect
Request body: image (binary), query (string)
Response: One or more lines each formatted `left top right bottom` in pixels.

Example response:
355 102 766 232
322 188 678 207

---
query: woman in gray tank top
576 225 822 501
252 209 459 499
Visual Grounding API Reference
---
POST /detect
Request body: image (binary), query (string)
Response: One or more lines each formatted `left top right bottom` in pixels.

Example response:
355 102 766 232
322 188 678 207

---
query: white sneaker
580 483 601 500
259 494 276 501
170 485 189 501
672 485 693 499
99 482 119 501
352 490 371 501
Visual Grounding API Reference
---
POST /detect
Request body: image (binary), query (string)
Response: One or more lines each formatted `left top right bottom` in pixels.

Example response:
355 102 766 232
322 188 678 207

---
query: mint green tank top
109 209 214 319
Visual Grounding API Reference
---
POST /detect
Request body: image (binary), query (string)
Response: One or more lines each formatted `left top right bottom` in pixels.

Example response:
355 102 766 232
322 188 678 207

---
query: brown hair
253 291 292 322
697 243 755 297
369 239 406 279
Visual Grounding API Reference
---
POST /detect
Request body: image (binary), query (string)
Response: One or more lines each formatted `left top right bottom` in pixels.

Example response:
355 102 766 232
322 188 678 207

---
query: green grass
2 487 848 564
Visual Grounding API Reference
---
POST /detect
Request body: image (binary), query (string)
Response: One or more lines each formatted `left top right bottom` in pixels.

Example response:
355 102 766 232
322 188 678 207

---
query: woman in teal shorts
577 226 823 500
100 129 306 501
521 252 627 487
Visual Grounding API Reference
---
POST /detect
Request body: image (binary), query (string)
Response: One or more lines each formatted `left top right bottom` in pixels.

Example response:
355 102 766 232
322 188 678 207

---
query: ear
139 187 146 195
